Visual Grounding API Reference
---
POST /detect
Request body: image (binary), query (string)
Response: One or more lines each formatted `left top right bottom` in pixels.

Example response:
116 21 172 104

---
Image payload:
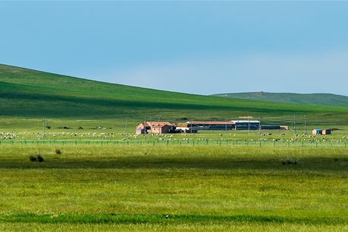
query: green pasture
1 116 348 149
213 92 348 106
2 64 348 126
0 145 347 231
1 64 348 231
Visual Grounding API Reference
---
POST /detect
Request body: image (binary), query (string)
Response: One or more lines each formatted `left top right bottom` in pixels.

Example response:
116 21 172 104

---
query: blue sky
1 1 348 96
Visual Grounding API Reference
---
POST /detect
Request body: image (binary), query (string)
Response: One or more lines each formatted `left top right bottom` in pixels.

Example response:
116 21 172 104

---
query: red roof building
136 121 176 134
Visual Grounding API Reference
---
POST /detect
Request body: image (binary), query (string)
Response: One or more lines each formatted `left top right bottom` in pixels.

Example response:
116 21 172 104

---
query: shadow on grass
0 156 347 172
1 213 346 225
0 91 309 118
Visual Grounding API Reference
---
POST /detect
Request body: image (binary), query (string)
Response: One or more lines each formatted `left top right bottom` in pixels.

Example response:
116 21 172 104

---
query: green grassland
1 63 348 231
0 145 347 231
213 92 348 106
1 63 348 129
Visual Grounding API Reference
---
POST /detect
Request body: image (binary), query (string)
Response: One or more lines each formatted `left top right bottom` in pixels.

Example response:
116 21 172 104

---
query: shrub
29 155 37 162
29 155 45 162
37 155 45 162
282 158 298 165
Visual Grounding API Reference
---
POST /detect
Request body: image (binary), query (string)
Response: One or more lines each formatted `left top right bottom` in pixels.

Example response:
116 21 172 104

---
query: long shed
182 121 234 131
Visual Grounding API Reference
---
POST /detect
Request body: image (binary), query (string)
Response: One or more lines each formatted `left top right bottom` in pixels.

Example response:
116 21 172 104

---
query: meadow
1 64 348 231
2 64 348 126
0 144 347 231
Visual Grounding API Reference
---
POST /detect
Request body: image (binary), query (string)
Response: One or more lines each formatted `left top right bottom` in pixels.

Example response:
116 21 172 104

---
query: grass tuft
55 148 62 155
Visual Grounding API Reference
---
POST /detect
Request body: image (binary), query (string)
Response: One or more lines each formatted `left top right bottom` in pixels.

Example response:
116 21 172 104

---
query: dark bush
29 155 37 162
37 155 45 162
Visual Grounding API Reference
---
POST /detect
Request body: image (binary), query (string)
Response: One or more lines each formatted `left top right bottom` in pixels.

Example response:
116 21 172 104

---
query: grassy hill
1 64 348 127
212 92 348 106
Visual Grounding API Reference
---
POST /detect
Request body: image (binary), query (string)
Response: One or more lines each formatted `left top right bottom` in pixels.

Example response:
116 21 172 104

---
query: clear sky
1 1 348 96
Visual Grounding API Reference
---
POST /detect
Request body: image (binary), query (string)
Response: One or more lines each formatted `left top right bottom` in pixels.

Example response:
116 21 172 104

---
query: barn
135 123 151 135
136 121 176 134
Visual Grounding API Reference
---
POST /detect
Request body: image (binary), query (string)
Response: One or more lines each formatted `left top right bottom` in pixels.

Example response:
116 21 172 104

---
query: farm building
175 126 198 133
135 123 150 135
177 120 285 131
136 120 288 133
312 129 322 135
136 121 176 134
322 129 332 135
178 121 234 131
312 129 332 135
231 120 287 131
261 125 287 130
232 120 260 130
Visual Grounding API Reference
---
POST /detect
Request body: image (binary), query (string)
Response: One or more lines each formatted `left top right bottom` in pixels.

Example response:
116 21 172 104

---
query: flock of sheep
0 132 17 140
1 131 347 146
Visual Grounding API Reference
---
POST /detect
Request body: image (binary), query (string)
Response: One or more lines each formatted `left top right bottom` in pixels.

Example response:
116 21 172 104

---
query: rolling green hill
213 92 348 106
1 64 348 127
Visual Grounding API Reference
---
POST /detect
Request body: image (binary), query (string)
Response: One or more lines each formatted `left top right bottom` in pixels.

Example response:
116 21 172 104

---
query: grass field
213 92 348 106
2 63 348 127
1 64 348 231
0 145 347 231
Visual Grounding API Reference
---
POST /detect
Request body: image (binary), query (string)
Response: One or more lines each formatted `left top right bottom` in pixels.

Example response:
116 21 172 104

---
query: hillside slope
213 92 348 106
1 64 348 126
